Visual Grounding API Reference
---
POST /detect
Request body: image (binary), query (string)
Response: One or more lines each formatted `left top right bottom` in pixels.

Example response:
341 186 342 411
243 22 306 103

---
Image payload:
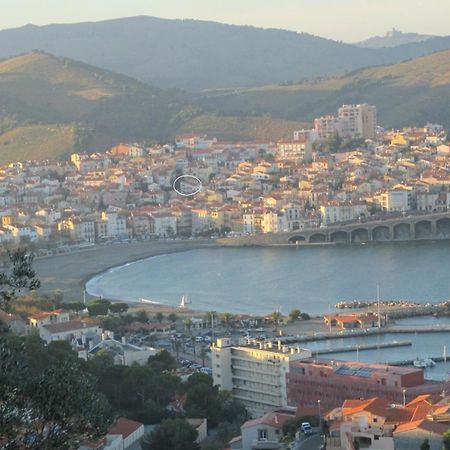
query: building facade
211 338 311 417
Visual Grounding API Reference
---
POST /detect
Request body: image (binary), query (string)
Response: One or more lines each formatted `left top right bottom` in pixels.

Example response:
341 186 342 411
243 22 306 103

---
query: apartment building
373 189 410 212
211 338 311 417
276 139 313 163
320 201 368 224
287 359 450 412
338 104 377 140
314 104 377 140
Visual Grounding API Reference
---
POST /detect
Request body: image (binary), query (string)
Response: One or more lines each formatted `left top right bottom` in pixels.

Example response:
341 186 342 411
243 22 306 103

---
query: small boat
413 358 435 368
413 359 427 368
179 295 190 309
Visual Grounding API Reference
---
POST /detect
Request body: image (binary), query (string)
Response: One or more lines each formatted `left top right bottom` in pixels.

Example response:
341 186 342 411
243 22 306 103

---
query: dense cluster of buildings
0 105 449 246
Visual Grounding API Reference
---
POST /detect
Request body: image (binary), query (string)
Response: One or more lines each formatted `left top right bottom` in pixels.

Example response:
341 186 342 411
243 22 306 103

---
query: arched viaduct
220 212 450 246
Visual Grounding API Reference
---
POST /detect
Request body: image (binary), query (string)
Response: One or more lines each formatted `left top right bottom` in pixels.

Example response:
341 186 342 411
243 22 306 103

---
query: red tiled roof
394 419 448 435
108 417 143 438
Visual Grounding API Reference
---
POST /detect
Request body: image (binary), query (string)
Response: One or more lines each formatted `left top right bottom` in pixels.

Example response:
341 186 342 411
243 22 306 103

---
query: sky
1 0 449 42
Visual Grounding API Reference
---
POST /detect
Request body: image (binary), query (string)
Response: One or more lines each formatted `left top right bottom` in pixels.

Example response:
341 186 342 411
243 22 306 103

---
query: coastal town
0 104 449 249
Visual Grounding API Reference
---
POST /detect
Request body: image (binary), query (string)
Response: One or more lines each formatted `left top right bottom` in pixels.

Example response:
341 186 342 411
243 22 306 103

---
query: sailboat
179 295 191 309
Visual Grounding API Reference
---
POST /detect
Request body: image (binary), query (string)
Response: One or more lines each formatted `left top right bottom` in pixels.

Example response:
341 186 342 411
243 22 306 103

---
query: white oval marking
173 174 202 196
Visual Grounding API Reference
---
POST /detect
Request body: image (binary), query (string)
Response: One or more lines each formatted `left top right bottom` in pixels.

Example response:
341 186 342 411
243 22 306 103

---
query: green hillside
0 51 198 146
199 49 450 128
0 125 75 165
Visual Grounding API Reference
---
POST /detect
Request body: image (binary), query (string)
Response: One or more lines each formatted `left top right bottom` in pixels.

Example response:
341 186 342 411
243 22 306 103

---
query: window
258 429 267 440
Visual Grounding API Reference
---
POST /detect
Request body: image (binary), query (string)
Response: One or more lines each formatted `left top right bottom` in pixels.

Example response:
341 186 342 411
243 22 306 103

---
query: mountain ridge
1 16 450 90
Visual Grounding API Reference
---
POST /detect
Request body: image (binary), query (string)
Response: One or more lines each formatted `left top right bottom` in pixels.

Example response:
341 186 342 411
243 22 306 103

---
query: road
293 434 323 450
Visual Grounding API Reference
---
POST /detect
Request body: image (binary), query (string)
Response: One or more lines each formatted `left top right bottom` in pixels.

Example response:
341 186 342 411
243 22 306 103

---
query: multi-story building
287 359 450 412
211 338 311 417
314 115 343 139
320 201 368 224
338 104 377 140
314 104 377 141
276 139 313 163
373 189 410 212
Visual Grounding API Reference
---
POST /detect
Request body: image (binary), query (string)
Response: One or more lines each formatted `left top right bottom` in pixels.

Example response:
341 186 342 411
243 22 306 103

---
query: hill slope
1 16 450 90
198 49 450 129
0 51 198 145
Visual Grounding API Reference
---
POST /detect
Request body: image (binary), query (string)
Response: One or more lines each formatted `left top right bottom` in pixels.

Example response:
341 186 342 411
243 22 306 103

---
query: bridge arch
309 233 327 243
372 225 390 241
436 217 450 237
351 228 369 243
330 230 349 243
393 223 412 240
288 235 306 244
414 220 432 239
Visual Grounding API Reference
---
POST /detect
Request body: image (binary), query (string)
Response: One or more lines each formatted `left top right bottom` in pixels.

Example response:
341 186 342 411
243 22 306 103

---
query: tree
184 317 193 335
270 310 283 331
288 309 301 322
87 299 111 316
0 249 40 312
109 302 129 314
155 312 164 323
148 349 177 373
443 430 450 450
168 313 178 323
300 312 311 321
0 336 112 448
222 312 234 328
420 438 430 450
141 418 199 450
173 338 182 361
66 301 86 312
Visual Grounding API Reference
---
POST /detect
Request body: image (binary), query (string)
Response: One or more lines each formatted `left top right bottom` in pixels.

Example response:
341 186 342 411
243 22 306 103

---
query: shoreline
34 240 216 311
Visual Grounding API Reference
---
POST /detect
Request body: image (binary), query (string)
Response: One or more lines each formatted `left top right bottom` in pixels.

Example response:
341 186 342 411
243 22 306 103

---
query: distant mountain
0 16 449 90
357 29 435 49
198 49 450 129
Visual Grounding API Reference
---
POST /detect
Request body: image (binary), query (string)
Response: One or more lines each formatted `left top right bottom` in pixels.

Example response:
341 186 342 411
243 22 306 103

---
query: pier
311 340 412 356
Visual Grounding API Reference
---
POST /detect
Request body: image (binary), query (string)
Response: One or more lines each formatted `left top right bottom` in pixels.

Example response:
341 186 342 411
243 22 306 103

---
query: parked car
301 422 312 435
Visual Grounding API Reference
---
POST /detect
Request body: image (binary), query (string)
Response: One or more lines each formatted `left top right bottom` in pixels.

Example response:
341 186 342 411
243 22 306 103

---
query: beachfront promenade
219 211 450 245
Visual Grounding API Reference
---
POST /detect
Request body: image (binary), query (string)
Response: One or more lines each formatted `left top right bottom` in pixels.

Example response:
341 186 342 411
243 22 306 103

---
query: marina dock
311 340 412 356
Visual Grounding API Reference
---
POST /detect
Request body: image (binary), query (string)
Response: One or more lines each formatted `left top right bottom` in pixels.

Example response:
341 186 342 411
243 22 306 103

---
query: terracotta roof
42 320 93 333
29 309 66 320
394 419 449 435
108 417 143 438
242 411 294 430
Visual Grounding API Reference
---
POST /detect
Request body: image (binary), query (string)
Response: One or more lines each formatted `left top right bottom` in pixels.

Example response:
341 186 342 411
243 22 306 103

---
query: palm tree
222 312 234 329
184 317 193 336
172 339 181 361
271 310 283 333
200 346 207 367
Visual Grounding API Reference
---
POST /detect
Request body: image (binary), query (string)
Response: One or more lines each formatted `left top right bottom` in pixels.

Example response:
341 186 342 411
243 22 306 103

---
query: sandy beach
34 240 216 310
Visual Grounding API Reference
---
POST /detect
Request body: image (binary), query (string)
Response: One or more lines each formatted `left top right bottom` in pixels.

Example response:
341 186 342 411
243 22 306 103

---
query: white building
152 212 177 237
320 202 368 225
374 189 410 212
211 338 311 417
338 104 377 140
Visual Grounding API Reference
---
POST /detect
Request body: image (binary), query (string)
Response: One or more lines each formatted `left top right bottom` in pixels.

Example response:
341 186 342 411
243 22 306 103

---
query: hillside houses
0 119 448 245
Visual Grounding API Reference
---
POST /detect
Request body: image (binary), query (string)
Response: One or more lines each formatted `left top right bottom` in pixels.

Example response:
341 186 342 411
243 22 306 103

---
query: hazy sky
2 0 449 42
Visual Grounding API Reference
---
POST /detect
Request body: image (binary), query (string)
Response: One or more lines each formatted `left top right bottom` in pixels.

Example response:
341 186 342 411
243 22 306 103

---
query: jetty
311 340 412 356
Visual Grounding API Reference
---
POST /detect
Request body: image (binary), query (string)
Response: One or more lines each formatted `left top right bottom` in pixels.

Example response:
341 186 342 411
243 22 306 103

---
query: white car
301 422 312 435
